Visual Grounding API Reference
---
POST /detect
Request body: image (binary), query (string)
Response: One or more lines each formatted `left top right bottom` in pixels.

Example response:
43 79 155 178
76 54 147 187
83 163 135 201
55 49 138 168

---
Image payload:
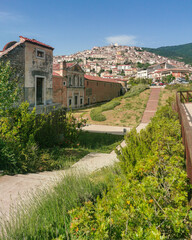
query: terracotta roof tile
53 71 61 76
84 74 121 84
19 36 54 50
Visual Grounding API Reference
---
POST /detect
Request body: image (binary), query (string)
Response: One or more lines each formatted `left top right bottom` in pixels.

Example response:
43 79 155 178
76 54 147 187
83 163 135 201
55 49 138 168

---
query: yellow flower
75 227 79 232
127 200 130 205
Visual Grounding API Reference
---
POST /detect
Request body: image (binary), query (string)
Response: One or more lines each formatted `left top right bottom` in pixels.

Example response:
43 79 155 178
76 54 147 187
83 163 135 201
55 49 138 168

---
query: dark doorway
75 95 78 106
36 77 43 105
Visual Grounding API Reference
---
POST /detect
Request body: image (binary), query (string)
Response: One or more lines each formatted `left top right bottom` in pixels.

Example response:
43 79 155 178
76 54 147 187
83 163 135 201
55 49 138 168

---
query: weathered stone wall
25 42 53 107
0 43 25 102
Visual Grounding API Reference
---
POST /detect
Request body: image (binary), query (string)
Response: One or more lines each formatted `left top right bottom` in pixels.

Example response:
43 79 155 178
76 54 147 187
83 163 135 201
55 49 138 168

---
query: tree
120 70 125 76
162 74 175 84
0 61 19 116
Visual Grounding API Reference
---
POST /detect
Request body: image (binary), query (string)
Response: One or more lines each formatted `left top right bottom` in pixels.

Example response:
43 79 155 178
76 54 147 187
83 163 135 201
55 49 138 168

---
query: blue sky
0 0 192 55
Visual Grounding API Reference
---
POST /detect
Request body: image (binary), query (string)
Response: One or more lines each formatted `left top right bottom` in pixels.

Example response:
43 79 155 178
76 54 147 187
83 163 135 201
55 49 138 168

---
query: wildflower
127 200 130 205
92 228 96 231
75 227 79 232
149 199 153 203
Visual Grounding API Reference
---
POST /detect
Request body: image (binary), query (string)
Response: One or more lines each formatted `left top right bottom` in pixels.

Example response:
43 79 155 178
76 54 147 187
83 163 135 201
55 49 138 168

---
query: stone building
53 61 85 108
0 36 57 113
84 75 122 105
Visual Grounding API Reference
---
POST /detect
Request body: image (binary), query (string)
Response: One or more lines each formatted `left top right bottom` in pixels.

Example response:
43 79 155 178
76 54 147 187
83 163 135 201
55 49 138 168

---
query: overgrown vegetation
0 170 115 240
0 103 84 174
69 102 192 239
90 84 149 122
0 61 20 116
128 77 152 85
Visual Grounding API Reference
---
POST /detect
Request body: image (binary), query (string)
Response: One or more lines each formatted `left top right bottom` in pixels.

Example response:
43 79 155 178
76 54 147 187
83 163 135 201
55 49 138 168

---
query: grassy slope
73 89 150 128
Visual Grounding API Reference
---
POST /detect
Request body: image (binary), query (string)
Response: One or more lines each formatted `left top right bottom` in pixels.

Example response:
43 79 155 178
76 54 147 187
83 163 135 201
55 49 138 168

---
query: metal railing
176 92 192 183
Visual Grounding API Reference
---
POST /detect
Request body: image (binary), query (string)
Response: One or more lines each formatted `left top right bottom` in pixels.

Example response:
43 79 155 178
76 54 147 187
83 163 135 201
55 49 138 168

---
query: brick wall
84 78 122 105
53 75 67 107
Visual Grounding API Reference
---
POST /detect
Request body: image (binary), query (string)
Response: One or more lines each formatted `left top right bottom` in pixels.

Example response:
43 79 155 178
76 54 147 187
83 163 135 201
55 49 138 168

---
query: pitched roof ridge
19 36 54 50
0 41 22 58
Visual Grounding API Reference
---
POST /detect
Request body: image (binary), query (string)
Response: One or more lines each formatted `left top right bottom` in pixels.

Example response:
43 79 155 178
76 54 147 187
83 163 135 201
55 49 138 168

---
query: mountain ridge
143 43 192 65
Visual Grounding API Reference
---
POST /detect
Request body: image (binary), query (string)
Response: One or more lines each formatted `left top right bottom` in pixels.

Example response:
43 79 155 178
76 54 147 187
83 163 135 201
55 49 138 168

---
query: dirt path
0 87 161 221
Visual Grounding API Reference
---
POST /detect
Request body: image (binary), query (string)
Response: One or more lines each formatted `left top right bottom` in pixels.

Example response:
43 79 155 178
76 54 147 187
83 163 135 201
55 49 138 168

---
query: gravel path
0 87 161 221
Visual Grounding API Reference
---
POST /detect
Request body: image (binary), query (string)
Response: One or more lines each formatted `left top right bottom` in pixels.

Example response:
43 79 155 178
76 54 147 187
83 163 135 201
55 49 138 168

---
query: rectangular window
80 98 83 105
69 99 72 106
36 49 45 59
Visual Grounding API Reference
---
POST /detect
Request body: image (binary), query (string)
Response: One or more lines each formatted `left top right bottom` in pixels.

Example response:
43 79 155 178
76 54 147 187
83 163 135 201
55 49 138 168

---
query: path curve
0 87 161 221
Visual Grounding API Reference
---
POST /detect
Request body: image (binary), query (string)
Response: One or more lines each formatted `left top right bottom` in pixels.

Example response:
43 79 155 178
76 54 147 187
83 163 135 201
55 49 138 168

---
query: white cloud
0 11 22 22
105 35 137 45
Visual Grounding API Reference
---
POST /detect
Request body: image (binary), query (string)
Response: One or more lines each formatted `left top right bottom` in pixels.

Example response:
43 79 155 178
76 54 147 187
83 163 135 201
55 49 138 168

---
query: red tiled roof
84 74 121 84
66 62 75 68
53 63 60 70
53 71 61 76
155 68 191 73
19 36 54 50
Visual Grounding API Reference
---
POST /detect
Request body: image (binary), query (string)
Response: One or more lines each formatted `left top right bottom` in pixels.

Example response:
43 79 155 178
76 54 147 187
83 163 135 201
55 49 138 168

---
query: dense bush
0 102 84 174
69 103 192 239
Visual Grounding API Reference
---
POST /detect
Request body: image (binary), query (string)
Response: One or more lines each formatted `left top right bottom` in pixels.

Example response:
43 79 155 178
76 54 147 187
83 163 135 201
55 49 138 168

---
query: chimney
59 61 67 76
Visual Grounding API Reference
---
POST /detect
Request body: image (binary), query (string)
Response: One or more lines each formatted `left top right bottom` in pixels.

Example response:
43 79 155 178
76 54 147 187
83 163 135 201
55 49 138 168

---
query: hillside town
0 36 192 112
54 44 192 81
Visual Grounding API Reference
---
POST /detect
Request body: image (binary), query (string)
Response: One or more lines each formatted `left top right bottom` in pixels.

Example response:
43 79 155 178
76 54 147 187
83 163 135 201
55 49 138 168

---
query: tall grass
0 170 115 240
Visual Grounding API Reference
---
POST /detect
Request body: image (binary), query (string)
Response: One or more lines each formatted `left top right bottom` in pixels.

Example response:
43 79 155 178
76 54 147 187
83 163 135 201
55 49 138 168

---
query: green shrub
0 102 38 173
90 107 106 121
0 103 84 174
123 84 149 99
69 102 192 239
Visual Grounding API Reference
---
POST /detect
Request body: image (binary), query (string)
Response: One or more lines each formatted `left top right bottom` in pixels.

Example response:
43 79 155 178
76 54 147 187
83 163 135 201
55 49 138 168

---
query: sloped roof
84 74 121 84
19 36 54 50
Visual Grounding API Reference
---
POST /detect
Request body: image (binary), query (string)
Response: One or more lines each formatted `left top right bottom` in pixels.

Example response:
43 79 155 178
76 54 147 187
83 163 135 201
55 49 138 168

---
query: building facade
84 75 122 105
53 62 85 108
0 36 56 113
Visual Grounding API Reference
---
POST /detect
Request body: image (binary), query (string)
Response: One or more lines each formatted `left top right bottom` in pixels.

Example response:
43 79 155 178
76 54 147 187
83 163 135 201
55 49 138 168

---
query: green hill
144 43 192 65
